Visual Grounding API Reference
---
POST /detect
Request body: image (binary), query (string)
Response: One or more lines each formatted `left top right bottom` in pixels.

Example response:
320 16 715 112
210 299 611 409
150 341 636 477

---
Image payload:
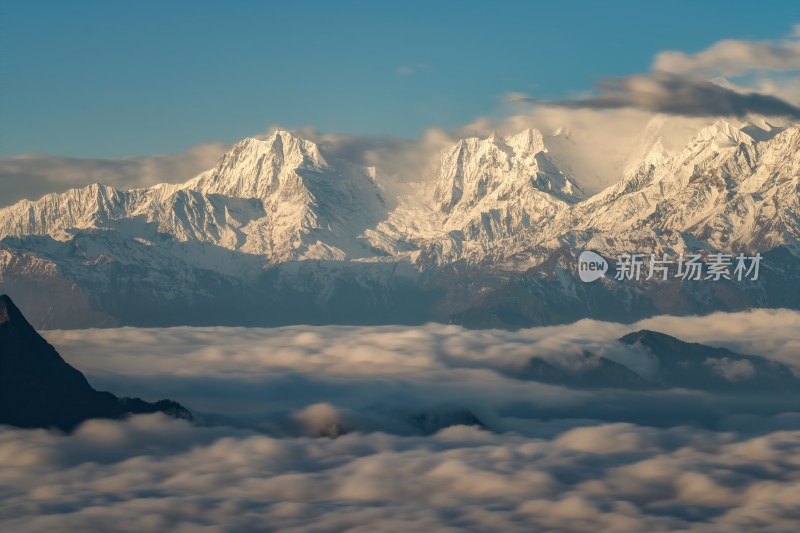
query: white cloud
0 142 230 208
395 63 432 76
704 357 756 382
1 415 799 532
2 312 798 530
653 29 800 77
634 308 800 370
26 310 799 440
503 91 535 105
4 29 800 209
43 309 800 385
275 125 456 186
498 27 800 169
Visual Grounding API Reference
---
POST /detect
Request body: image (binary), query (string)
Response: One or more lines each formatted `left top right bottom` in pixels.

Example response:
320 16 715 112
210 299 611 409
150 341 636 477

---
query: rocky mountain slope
0 294 190 429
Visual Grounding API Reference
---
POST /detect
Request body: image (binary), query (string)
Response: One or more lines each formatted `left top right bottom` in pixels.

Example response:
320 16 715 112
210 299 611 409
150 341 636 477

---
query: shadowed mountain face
0 294 190 430
619 329 799 392
516 353 650 389
513 329 799 392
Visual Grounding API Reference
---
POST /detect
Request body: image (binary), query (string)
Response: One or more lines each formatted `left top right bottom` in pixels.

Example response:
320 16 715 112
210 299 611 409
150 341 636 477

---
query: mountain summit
432 128 583 214
0 294 191 430
510 328 799 392
619 329 798 391
188 131 330 199
0 119 798 329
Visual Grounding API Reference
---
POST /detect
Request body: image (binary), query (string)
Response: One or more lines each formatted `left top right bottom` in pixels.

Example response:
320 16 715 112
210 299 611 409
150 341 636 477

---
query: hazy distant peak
696 119 754 146
505 128 547 155
619 329 685 348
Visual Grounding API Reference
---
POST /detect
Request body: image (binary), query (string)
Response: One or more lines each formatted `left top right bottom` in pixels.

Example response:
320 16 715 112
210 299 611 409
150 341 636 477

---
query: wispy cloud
0 142 230 208
503 91 537 105
396 63 433 76
552 72 800 118
653 25 800 77
518 26 800 119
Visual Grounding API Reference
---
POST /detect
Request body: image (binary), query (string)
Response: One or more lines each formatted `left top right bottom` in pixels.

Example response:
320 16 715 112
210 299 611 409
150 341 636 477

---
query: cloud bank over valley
1 311 797 531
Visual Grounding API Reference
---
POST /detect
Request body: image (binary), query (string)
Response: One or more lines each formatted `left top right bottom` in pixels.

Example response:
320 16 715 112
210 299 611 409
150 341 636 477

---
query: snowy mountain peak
618 119 761 194
266 129 328 167
505 128 546 155
622 114 703 174
2 117 800 329
432 129 581 215
187 130 328 200
0 129 388 263
696 120 754 148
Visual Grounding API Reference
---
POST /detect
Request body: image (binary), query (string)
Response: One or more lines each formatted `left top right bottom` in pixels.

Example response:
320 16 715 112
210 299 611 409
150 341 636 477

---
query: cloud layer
43 307 800 386
2 414 799 532
2 310 799 531
0 142 230 208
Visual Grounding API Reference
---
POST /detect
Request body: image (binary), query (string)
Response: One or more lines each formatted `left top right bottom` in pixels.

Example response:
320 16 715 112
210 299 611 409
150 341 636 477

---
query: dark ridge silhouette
407 409 486 435
514 353 650 389
619 329 799 392
510 330 798 392
0 294 191 430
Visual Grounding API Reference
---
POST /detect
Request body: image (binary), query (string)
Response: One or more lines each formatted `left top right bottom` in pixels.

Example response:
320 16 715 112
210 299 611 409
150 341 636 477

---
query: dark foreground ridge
0 294 191 430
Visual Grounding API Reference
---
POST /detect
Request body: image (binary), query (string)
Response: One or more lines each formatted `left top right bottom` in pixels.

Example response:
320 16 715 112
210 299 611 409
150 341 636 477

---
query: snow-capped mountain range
1 118 799 328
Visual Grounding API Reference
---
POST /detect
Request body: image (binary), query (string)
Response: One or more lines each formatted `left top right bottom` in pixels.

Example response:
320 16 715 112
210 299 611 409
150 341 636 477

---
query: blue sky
1 0 798 157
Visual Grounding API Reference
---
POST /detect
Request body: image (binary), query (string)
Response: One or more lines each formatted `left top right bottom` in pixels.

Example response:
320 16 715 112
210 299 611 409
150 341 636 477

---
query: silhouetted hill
619 329 799 392
511 330 799 392
0 294 191 430
516 354 650 389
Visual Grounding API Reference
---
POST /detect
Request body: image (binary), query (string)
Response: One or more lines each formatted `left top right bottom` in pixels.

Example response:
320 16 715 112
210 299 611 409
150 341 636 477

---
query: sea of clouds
1 309 799 531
